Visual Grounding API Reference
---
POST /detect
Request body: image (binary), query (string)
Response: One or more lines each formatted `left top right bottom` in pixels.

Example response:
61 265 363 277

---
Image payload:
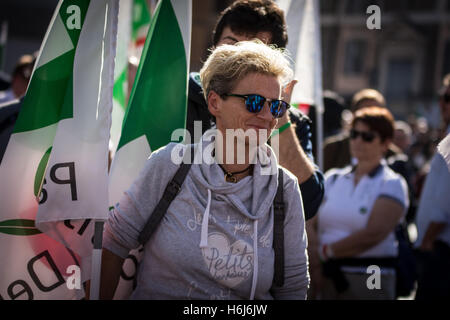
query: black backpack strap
273 168 285 287
137 145 194 245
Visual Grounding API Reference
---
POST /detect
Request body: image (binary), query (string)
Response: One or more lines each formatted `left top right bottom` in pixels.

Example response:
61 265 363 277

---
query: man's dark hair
212 0 288 49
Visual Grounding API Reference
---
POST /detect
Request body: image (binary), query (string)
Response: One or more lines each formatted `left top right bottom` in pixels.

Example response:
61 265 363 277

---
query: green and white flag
109 0 191 299
277 0 324 169
0 0 118 299
131 0 151 59
110 0 133 156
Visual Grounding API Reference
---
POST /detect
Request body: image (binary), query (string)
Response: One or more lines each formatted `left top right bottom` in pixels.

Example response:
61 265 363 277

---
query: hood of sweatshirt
188 129 279 220
186 129 279 299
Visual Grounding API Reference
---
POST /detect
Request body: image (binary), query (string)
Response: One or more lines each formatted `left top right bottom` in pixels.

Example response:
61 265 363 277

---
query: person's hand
276 80 298 128
282 79 298 104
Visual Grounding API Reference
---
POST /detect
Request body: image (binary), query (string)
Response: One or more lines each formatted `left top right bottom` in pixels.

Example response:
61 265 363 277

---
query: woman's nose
257 102 274 121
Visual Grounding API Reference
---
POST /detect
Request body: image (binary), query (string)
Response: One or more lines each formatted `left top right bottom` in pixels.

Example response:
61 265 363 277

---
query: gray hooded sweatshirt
103 131 309 299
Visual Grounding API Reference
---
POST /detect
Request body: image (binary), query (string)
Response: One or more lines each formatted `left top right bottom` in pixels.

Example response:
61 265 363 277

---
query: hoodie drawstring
199 189 212 248
250 219 258 300
199 188 259 300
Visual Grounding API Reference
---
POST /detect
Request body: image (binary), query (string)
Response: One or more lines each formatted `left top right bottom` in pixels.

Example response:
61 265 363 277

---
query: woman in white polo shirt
308 106 409 300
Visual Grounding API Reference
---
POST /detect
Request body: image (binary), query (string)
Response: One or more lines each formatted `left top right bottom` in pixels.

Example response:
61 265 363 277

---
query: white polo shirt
318 162 409 258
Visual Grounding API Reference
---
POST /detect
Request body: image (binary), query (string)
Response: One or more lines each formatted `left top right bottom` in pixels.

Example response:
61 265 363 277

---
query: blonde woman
100 41 309 300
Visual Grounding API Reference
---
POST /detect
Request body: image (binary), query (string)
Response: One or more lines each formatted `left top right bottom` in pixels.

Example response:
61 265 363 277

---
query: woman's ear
207 90 221 118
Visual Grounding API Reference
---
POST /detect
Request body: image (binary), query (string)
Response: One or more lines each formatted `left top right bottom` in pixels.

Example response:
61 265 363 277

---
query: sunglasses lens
351 129 375 142
270 100 290 118
270 100 281 117
245 95 265 113
361 132 375 142
242 94 290 118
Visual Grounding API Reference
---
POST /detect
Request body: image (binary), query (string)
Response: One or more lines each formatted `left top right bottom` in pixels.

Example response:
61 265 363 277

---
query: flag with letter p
0 0 118 299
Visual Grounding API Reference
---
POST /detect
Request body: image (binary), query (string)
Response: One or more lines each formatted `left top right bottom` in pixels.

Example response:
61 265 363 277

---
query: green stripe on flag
14 52 75 132
13 0 91 133
132 0 151 42
113 68 128 110
118 0 187 151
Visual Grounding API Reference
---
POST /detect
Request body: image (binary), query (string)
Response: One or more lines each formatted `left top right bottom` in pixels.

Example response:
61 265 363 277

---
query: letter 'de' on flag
0 0 118 299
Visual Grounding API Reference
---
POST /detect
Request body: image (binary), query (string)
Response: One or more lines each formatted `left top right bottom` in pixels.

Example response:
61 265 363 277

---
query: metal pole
89 220 105 300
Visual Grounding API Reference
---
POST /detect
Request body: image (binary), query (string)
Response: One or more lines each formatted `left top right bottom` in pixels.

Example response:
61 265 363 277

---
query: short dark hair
351 106 395 142
212 0 288 49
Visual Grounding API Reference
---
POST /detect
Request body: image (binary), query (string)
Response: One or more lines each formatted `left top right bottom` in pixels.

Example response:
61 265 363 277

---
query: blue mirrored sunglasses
223 93 290 118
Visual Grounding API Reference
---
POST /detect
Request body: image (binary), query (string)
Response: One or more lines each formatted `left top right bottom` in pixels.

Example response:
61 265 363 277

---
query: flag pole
89 220 105 300
313 0 324 171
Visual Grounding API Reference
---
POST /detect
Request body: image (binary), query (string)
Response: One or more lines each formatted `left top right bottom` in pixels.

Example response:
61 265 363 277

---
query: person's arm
420 222 447 251
277 113 315 183
420 153 450 251
275 80 315 183
326 197 404 258
273 81 324 220
99 249 125 300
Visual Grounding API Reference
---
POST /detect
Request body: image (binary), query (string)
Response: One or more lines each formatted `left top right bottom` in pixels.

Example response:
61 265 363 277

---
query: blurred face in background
350 120 390 163
393 128 411 153
216 26 272 46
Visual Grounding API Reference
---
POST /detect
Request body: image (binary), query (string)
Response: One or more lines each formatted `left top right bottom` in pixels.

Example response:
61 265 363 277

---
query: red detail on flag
297 103 310 115
135 37 146 48
21 205 80 274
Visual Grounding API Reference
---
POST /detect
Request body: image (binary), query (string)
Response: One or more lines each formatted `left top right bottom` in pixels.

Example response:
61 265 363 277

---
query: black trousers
415 240 450 300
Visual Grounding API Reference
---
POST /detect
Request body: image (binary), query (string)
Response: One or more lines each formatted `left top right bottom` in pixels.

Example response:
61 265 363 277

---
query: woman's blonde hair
199 40 293 101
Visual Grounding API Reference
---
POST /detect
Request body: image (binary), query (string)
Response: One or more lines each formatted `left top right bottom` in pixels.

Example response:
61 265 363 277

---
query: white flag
0 0 118 299
277 0 324 168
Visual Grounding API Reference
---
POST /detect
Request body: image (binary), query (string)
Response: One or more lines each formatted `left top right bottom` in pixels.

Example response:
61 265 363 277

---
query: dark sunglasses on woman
350 128 376 142
222 93 290 118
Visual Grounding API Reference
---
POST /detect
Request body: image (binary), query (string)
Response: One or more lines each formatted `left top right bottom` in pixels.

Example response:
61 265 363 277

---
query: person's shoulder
277 166 300 193
188 71 206 105
381 164 408 188
189 72 202 92
150 142 185 161
0 98 22 123
324 165 352 181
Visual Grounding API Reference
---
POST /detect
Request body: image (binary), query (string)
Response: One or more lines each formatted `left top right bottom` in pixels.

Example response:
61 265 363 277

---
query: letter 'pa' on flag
108 0 191 299
0 0 118 299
